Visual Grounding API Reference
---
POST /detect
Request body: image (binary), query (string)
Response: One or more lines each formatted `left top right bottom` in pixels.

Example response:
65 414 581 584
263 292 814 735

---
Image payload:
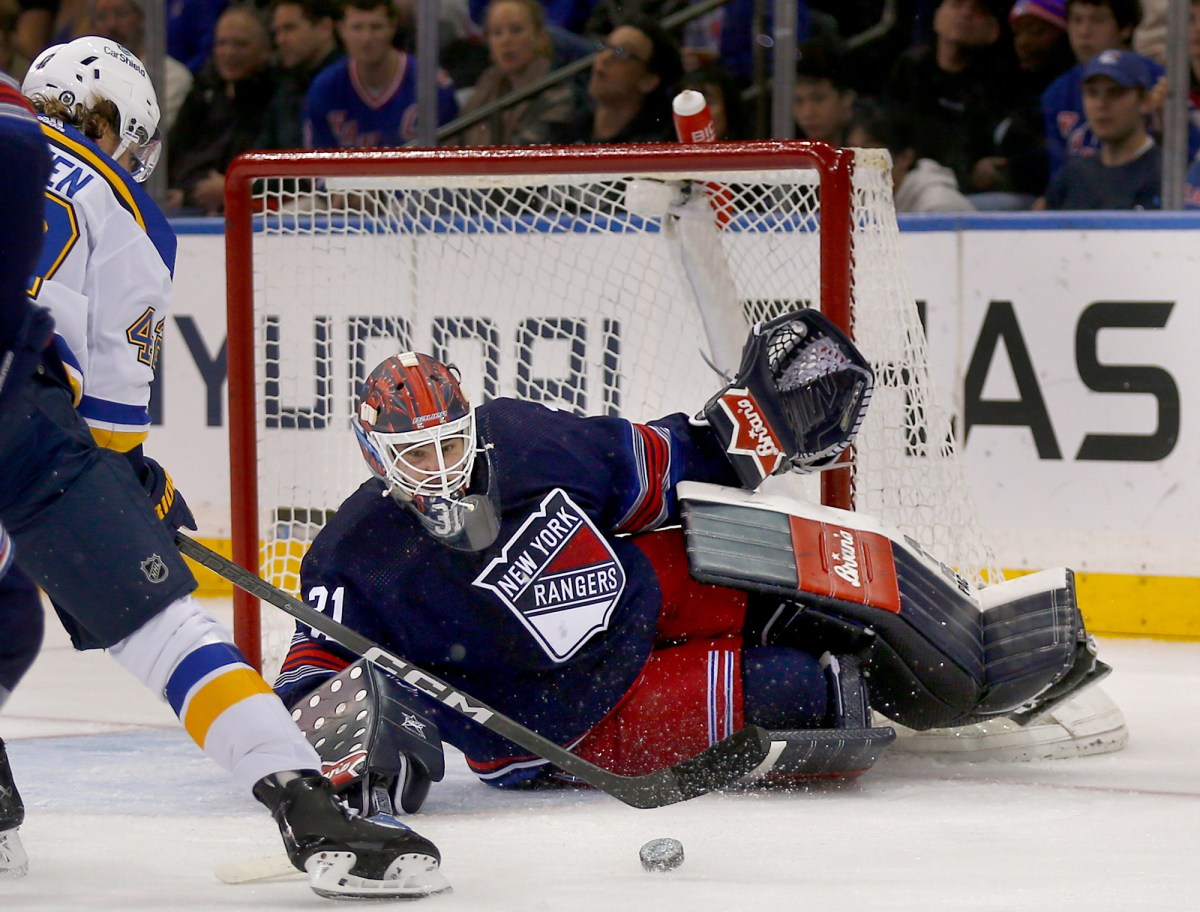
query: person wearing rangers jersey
0 47 448 897
275 352 838 791
304 0 458 150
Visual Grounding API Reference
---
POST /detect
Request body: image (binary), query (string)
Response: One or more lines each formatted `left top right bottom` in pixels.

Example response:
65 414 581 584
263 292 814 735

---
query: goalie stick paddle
176 533 771 809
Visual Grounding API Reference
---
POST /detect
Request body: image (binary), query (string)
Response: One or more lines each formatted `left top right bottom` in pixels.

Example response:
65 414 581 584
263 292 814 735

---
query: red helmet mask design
354 352 499 550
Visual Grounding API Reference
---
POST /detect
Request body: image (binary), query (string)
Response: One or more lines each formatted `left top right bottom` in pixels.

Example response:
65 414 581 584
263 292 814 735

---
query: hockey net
224 142 1001 678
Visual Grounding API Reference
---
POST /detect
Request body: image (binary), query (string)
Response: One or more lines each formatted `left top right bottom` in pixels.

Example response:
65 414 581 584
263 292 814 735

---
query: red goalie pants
570 528 749 777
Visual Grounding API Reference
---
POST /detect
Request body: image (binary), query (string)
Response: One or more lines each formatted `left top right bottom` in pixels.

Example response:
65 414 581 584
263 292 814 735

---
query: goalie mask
353 352 500 551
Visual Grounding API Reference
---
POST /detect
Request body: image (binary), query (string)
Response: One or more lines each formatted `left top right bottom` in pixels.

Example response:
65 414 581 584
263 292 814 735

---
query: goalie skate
886 687 1128 762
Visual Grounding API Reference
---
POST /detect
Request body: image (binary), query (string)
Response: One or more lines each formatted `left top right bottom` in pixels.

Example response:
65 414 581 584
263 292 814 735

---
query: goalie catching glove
700 309 874 489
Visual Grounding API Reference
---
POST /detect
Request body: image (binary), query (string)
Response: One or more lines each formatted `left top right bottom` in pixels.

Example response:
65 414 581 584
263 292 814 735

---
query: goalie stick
176 533 771 809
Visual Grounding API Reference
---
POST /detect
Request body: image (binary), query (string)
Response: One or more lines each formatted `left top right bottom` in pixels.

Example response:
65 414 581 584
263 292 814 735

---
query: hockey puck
639 837 684 872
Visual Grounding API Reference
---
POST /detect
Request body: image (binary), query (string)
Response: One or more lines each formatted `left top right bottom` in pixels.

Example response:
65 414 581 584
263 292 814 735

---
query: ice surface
2 603 1198 912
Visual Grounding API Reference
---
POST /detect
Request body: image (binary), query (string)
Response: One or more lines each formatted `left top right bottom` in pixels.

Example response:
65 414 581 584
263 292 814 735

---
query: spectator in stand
255 0 341 150
1184 151 1200 208
1189 0 1200 121
584 0 687 38
168 0 230 75
12 0 87 62
304 0 458 149
1041 49 1161 209
885 0 1019 195
451 0 585 146
1040 0 1197 180
714 0 830 91
466 0 595 68
678 63 749 139
90 0 194 132
970 0 1075 209
166 2 275 214
792 37 857 146
847 103 976 212
570 14 681 143
1 4 23 77
1132 0 1165 63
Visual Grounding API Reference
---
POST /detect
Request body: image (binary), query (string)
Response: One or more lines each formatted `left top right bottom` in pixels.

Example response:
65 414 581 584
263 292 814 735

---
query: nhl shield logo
139 553 169 583
473 489 626 662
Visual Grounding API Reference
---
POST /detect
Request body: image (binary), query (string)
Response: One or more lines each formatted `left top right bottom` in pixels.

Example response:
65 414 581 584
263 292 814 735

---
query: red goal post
223 141 997 674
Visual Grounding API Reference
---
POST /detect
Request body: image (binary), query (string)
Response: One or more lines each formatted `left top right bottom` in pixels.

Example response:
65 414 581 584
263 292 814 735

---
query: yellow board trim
182 666 274 748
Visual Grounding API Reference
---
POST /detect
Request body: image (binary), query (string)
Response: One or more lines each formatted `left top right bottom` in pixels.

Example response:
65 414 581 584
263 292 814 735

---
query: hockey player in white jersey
0 43 447 898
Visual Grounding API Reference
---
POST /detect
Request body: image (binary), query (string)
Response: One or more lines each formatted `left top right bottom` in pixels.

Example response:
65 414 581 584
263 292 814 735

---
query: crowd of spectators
2 0 1196 214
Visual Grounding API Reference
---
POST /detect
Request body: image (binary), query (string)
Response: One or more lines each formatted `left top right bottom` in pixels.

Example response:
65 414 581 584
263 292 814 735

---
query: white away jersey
28 116 176 451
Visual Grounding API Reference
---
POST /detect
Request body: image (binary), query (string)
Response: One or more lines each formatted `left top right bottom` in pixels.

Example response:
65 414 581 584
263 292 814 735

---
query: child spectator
847 103 976 213
1041 49 1161 209
256 0 342 150
451 0 585 146
304 0 458 149
792 36 856 146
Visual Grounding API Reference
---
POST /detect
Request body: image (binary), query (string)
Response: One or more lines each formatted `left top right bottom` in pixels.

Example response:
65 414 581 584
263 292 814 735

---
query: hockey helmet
354 352 499 550
22 36 162 182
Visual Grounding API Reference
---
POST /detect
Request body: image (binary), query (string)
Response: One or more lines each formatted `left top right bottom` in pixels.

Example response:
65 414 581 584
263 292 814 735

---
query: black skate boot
253 770 449 899
0 738 28 879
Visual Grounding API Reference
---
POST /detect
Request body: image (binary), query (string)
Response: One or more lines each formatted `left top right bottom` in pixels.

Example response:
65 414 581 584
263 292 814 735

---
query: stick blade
615 724 773 809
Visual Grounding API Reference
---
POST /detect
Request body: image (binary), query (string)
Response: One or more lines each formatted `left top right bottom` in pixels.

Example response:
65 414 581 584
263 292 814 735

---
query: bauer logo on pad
787 516 902 613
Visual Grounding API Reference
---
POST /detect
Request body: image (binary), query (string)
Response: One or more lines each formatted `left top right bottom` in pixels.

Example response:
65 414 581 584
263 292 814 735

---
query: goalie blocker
679 482 1110 732
290 660 446 815
700 309 873 489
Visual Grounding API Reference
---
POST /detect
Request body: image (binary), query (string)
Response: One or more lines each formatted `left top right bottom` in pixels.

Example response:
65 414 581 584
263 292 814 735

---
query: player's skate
0 738 28 879
253 770 449 900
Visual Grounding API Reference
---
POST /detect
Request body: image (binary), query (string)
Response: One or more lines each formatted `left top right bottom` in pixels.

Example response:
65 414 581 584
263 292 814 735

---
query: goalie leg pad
293 660 445 814
683 490 988 728
972 568 1089 718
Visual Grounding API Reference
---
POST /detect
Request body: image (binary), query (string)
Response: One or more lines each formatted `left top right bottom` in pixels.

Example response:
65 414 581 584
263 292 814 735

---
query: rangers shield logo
473 489 626 662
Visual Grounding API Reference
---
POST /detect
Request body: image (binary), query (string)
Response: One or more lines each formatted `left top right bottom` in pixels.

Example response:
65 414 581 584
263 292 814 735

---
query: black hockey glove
140 455 197 534
0 304 55 414
700 309 874 490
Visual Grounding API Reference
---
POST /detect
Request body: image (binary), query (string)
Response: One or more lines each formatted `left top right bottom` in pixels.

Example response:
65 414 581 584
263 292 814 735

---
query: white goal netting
225 143 1000 677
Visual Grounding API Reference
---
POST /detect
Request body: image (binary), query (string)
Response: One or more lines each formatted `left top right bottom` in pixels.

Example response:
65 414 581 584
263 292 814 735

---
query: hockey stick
177 533 771 809
214 854 303 885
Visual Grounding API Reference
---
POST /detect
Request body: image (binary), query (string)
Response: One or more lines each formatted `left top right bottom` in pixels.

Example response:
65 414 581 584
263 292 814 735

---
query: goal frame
224 141 858 670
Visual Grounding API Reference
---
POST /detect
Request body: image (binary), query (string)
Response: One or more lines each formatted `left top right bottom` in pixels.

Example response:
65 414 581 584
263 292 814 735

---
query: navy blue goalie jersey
275 398 740 776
